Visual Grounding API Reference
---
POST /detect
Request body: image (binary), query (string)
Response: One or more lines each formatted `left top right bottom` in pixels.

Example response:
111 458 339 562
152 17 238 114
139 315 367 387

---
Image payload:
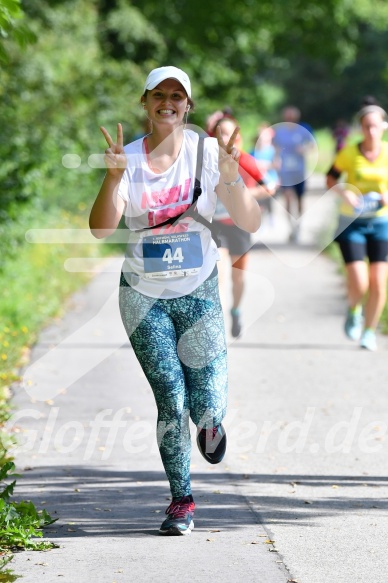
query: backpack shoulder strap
144 135 205 230
192 135 204 204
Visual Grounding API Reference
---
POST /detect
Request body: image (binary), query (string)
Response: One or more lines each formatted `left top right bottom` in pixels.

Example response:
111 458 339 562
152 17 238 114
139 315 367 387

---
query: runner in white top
89 66 261 536
116 129 221 298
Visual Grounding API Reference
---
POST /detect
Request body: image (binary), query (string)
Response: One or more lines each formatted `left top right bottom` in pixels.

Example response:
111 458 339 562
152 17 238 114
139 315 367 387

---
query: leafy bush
0 461 57 556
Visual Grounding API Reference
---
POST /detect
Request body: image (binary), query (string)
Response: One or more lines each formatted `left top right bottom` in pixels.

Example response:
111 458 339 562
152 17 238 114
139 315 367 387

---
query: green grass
313 129 336 174
382 307 388 334
0 202 110 565
0 461 57 559
0 205 105 398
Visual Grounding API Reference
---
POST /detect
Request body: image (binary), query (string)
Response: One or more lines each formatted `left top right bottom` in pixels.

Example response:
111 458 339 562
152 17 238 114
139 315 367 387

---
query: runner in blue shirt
273 106 315 241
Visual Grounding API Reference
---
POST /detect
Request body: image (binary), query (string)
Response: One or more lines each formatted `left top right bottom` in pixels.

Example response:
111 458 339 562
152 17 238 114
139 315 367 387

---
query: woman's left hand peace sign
216 125 241 182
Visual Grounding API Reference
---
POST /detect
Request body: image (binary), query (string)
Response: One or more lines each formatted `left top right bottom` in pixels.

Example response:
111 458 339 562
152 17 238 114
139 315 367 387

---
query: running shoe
231 310 242 338
344 307 363 341
159 495 195 536
196 424 227 464
360 328 377 351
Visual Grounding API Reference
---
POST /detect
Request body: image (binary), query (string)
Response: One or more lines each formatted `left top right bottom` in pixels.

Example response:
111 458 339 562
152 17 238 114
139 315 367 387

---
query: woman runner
89 66 261 534
210 115 270 337
326 98 388 351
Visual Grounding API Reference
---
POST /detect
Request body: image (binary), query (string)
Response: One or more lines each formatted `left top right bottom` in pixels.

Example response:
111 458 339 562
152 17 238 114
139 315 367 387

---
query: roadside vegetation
1 0 388 568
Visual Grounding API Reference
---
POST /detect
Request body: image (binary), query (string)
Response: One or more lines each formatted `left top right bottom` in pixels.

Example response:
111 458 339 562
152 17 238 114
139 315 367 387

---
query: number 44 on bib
163 247 184 264
143 232 204 278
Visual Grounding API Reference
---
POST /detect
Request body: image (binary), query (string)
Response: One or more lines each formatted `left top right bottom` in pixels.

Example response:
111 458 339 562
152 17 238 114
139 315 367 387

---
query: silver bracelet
224 175 242 186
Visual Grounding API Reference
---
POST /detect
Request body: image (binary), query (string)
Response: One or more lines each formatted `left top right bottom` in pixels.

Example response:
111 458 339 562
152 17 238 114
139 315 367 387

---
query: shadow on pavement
251 242 321 252
228 342 358 350
13 466 388 539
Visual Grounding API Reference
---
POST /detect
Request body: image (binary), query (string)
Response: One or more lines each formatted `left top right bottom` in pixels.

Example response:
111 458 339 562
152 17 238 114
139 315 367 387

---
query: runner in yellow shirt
326 99 388 351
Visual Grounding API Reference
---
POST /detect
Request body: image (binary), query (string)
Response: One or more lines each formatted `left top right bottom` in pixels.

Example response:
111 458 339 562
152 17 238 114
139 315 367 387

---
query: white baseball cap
143 66 191 97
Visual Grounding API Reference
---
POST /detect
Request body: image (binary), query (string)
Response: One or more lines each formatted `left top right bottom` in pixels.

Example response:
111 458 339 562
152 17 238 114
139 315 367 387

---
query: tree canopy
98 0 388 123
0 0 387 225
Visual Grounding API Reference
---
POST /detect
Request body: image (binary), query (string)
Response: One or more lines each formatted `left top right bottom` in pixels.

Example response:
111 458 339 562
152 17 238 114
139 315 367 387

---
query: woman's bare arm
89 123 127 238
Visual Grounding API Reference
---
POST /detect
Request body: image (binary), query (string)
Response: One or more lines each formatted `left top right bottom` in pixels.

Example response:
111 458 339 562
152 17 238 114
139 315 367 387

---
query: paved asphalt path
8 176 388 582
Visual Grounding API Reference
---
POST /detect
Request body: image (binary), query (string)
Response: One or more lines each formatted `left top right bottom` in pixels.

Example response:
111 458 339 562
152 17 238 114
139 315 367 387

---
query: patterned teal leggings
119 271 228 498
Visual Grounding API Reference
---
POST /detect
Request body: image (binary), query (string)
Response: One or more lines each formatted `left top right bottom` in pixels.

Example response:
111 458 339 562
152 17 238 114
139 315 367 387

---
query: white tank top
117 129 220 298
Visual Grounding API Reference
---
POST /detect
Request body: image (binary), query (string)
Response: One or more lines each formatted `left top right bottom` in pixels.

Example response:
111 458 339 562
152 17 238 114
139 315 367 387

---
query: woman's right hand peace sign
100 123 127 176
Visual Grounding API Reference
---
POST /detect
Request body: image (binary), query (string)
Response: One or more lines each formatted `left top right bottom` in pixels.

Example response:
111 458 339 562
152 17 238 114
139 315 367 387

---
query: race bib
356 192 383 217
142 231 203 278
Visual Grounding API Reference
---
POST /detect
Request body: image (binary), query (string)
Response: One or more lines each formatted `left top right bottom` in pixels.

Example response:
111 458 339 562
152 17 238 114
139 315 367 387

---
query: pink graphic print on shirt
141 178 192 227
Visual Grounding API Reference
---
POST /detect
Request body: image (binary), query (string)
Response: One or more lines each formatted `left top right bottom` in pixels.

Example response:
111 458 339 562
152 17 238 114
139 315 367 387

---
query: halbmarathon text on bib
142 232 204 279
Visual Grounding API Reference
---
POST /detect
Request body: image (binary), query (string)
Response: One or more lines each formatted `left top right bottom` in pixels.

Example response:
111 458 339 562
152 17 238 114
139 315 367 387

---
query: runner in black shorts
217 221 251 257
326 97 388 351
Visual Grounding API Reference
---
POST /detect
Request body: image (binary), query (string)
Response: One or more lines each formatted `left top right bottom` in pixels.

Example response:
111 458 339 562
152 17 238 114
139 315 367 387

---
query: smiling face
142 78 188 129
